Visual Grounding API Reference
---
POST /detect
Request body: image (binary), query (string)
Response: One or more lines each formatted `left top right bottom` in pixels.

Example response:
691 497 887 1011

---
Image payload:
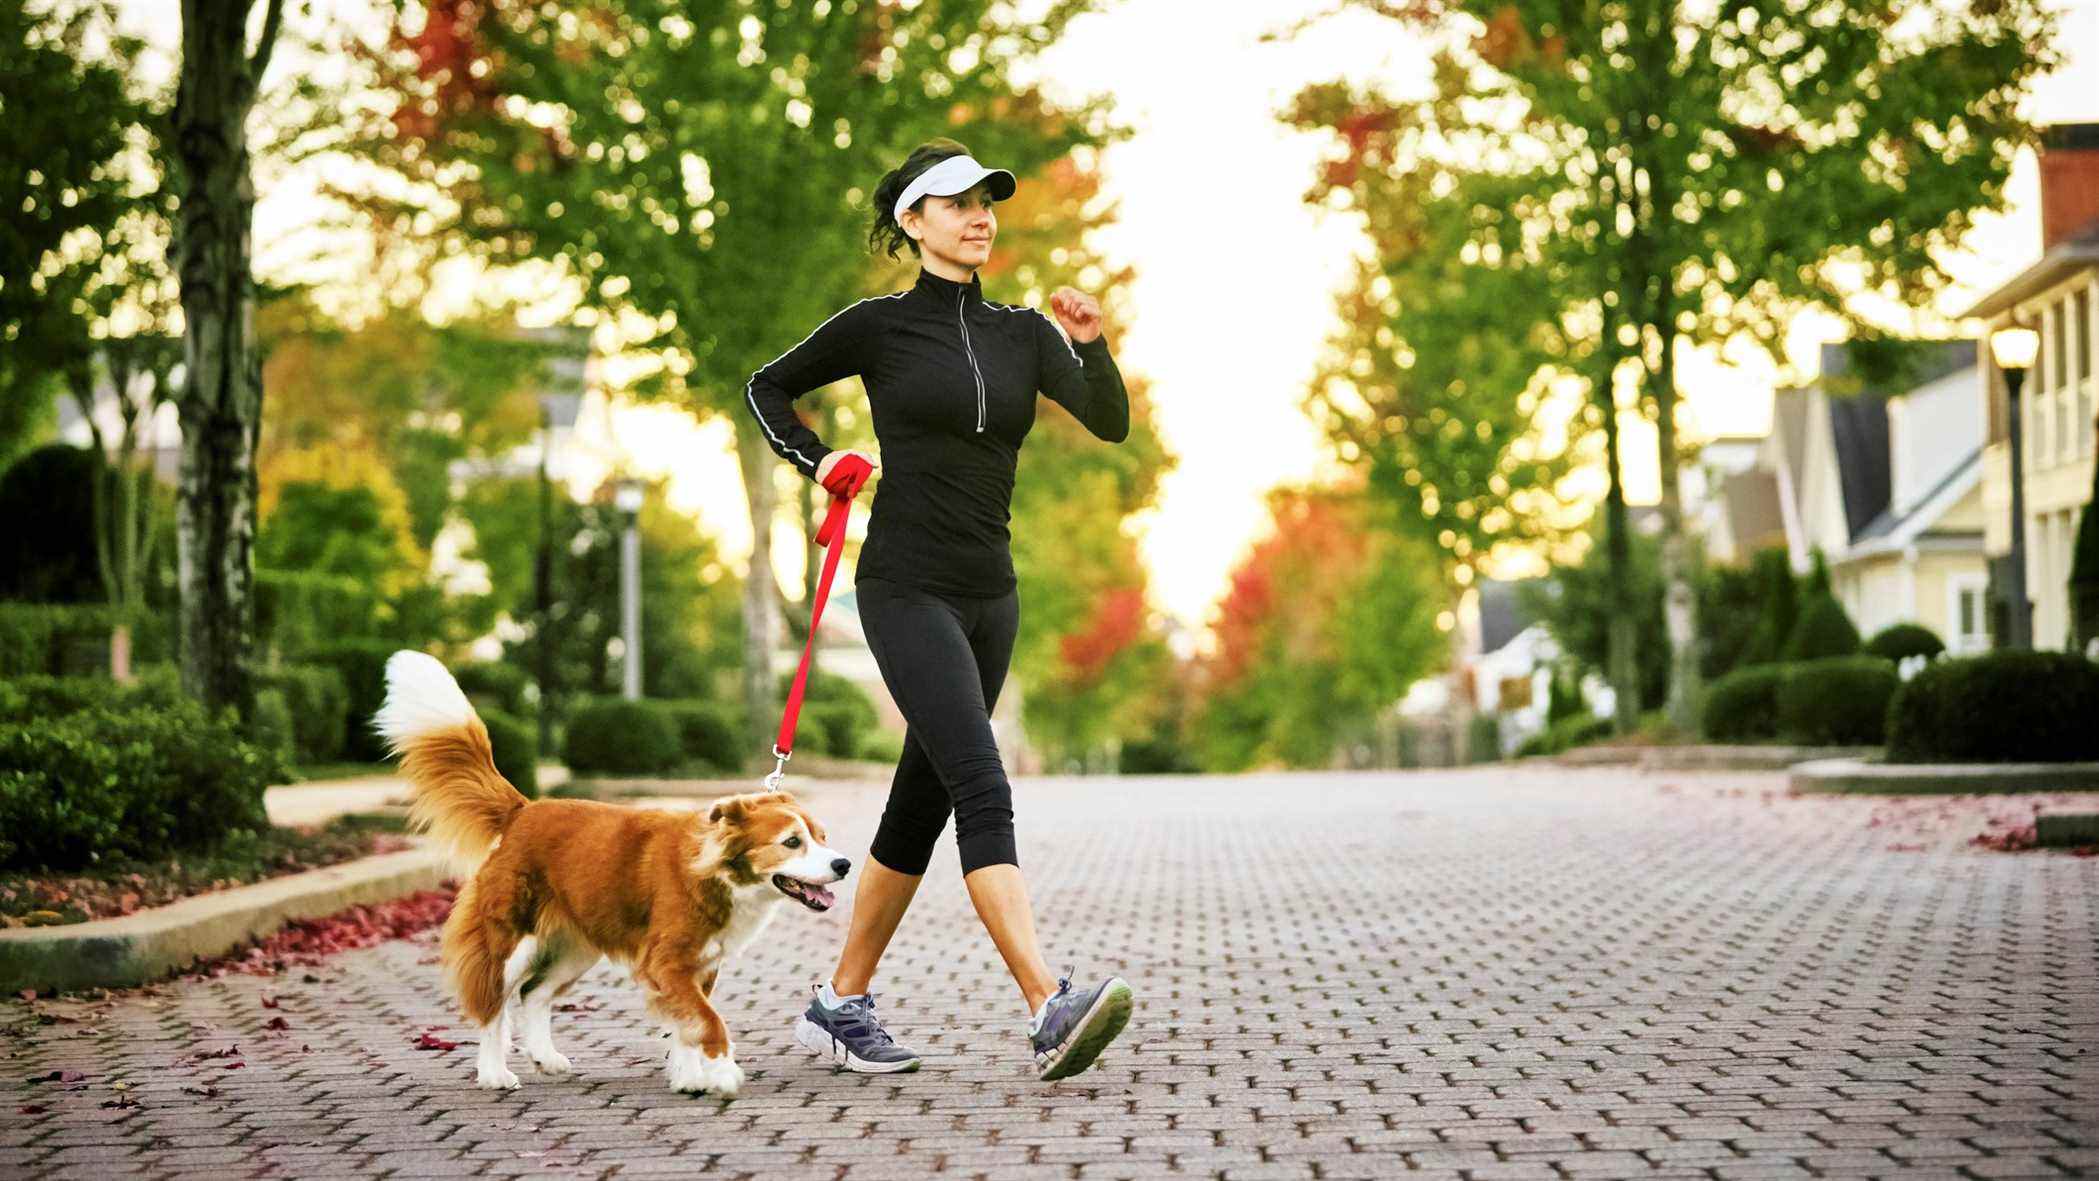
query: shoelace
816 988 897 1050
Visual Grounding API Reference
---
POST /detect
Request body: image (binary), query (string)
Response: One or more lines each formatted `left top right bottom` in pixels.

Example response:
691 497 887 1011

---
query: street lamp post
616 478 645 701
1992 326 2039 650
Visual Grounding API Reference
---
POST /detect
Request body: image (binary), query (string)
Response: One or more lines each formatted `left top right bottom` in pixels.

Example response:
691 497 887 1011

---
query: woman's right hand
816 449 878 498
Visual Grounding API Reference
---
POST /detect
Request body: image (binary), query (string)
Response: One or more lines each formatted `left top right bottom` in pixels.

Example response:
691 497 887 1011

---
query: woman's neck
920 254 976 283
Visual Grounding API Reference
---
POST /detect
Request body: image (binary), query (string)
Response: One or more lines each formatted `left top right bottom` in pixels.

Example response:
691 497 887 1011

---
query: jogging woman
743 138 1135 1082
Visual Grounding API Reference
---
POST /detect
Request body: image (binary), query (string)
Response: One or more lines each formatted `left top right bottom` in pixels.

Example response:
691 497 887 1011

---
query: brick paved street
5 768 2095 1179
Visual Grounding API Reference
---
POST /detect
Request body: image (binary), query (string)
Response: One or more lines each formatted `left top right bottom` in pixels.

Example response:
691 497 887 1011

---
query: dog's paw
665 1045 709 1094
699 1052 743 1098
476 1064 521 1091
529 1048 573 1076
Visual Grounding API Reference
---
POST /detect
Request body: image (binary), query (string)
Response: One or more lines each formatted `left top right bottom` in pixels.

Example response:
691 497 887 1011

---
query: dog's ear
707 795 750 825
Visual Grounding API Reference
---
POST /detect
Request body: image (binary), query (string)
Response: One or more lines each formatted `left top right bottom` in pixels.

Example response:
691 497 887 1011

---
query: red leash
764 492 853 789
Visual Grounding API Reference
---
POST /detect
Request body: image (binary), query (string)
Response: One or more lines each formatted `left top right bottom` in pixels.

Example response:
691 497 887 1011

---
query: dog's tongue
807 883 836 908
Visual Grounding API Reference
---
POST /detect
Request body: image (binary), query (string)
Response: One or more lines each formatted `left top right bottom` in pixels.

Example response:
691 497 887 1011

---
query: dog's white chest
703 891 782 966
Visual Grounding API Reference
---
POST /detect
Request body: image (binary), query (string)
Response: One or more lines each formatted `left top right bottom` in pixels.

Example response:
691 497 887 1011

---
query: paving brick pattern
4 768 2094 1179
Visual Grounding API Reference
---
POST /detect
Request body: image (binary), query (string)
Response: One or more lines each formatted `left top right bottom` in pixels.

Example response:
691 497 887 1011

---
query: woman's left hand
1049 286 1103 344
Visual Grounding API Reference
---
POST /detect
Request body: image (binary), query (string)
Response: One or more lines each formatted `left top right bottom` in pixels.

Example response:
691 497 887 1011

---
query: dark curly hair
868 138 974 260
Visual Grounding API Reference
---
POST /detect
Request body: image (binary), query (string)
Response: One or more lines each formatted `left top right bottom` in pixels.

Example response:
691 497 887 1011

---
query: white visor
893 155 1017 223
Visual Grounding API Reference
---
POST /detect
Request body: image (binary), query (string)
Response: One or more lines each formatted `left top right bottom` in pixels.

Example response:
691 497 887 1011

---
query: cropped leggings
856 574 1020 876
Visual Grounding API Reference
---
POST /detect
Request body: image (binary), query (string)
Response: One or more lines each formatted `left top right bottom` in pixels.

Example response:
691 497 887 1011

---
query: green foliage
1738 549 1802 668
246 688 297 762
255 663 350 764
0 602 173 678
305 640 402 763
0 445 102 603
778 670 879 758
2072 500 2099 649
0 701 279 871
1700 665 1786 743
254 569 381 663
479 707 538 800
1782 594 1862 662
654 700 743 773
1864 623 1945 664
1775 657 1898 747
1513 713 1612 759
257 482 423 602
855 727 908 767
0 667 185 722
1887 653 2099 764
1525 520 1668 712
1464 714 1503 764
1543 666 1584 725
453 661 532 719
563 698 682 777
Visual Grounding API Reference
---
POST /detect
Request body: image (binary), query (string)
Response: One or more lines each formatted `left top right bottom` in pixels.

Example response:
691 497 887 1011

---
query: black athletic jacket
744 266 1129 597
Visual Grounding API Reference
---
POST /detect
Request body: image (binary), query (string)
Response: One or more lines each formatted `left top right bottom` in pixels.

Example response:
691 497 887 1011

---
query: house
1959 122 2099 652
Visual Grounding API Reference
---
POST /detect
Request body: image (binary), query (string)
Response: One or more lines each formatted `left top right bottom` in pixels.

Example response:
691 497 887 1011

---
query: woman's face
905 180 997 272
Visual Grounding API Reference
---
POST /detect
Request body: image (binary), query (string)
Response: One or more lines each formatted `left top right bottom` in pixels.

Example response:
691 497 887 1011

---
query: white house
1960 122 2099 652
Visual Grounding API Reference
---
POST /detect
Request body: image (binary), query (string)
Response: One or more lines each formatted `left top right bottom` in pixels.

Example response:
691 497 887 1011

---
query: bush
1700 665 1786 742
0 444 101 604
1513 712 1612 758
454 661 533 718
0 603 174 678
0 669 187 722
855 727 907 766
0 701 279 870
1464 714 1502 763
563 697 682 776
1775 657 1899 746
246 687 297 762
254 569 379 662
1782 593 1861 662
777 669 878 735
1886 652 2099 764
654 700 742 772
255 663 349 763
479 707 539 799
799 701 868 759
1863 623 1945 663
306 640 401 762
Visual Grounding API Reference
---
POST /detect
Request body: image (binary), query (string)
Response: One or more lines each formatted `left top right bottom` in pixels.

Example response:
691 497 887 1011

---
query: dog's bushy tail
372 650 527 874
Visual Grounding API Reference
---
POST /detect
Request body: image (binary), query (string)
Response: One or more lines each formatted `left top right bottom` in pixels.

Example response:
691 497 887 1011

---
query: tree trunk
1596 166 1640 733
1654 328 1699 730
172 0 279 721
735 416 784 771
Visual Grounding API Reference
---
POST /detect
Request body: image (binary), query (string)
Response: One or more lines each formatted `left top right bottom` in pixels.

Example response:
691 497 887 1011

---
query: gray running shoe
1030 970 1133 1081
793 988 922 1073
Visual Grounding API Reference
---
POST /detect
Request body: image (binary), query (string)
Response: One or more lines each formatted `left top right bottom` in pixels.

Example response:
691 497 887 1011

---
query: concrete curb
1557 744 1875 772
1790 758 2099 796
2035 813 2099 846
0 848 447 995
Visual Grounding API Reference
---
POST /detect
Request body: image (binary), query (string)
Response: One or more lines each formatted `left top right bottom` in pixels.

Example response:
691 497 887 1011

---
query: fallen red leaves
411 1031 460 1051
179 886 457 980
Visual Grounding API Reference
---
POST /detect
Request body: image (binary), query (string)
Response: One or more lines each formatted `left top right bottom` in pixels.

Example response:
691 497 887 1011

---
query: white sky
109 0 2099 648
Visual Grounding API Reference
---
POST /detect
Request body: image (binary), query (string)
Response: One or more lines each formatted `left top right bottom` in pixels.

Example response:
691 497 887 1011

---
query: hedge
1775 656 1899 746
306 639 401 762
255 663 349 763
1514 712 1612 758
1886 652 2099 763
0 602 174 678
454 661 533 719
563 697 682 776
0 701 280 871
0 666 186 723
480 707 539 799
1700 665 1786 742
1782 593 1862 662
255 568 379 662
656 700 742 772
1864 623 1945 663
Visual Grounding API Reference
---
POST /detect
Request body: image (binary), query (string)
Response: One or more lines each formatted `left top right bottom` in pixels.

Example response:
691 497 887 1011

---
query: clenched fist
815 448 878 498
1049 286 1103 344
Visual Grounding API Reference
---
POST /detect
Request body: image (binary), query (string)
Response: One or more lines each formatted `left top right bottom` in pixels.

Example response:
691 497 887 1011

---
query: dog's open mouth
772 874 836 912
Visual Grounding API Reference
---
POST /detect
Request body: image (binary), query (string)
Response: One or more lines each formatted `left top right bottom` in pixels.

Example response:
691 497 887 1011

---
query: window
1951 575 1989 654
2077 289 2092 383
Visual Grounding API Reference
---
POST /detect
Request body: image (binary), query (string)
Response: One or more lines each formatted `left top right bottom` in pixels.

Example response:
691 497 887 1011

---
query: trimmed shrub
1701 665 1786 742
799 702 868 759
246 687 297 762
1465 714 1502 763
1782 593 1861 662
855 727 907 766
1887 652 2099 764
1864 623 1945 663
0 701 279 870
657 700 741 771
777 670 878 738
306 640 401 762
563 697 681 776
1775 656 1899 746
255 663 349 763
254 569 379 662
0 603 175 678
0 444 100 604
479 707 539 799
0 669 187 722
1513 712 1612 758
454 661 533 718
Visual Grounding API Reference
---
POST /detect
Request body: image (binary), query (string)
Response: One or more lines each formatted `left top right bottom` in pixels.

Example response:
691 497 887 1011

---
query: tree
169 0 291 719
349 0 1118 763
1295 0 2061 728
1192 485 1445 771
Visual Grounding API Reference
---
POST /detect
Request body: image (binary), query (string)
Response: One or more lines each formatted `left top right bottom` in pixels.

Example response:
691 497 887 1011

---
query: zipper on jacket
956 289 986 433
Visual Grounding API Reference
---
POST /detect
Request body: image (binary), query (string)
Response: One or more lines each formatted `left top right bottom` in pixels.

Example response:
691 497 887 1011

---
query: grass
286 760 395 783
0 813 413 929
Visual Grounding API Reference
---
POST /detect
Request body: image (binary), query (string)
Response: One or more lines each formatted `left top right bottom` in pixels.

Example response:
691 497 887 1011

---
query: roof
1825 392 1890 541
1841 445 1985 561
1959 216 2099 321
1719 469 1786 553
1474 579 1531 657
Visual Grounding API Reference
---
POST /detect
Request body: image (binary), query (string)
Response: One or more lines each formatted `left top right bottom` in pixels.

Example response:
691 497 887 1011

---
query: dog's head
706 791 850 912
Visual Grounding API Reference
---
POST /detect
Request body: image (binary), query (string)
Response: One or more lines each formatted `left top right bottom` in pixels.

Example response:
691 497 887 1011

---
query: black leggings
856 575 1020 876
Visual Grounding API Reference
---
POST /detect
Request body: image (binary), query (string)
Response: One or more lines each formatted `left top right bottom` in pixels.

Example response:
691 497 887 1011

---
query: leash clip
764 743 790 790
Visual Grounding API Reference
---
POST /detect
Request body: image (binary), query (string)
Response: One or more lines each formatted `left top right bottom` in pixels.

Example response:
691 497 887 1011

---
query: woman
743 138 1135 1083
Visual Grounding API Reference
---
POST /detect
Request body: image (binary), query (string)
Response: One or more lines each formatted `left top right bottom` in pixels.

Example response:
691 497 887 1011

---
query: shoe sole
1037 977 1133 1082
792 1016 922 1074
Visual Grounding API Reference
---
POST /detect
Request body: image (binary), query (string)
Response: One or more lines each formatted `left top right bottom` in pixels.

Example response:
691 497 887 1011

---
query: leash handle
769 493 853 786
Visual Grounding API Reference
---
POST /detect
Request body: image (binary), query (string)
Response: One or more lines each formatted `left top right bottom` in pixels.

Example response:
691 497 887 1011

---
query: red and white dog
372 650 850 1096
